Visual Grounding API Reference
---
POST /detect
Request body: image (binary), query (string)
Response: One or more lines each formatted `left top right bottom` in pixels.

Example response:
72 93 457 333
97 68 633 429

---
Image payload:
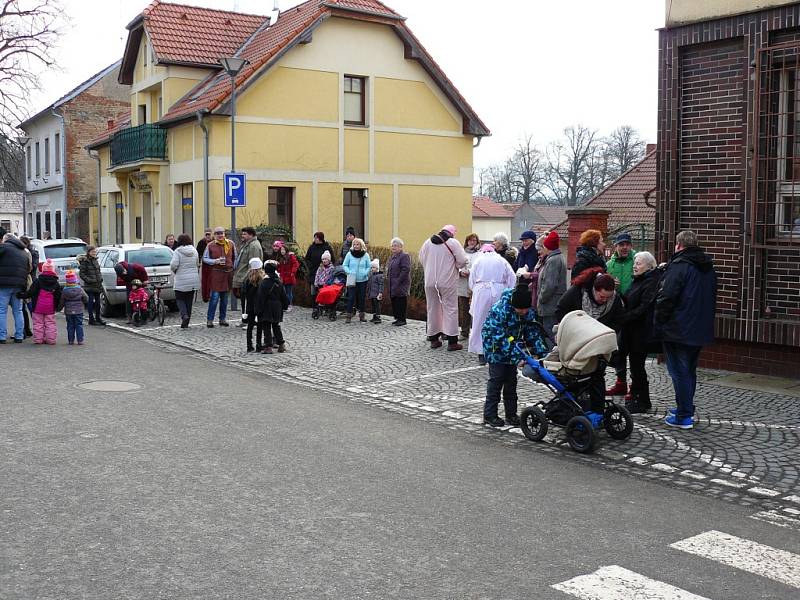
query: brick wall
657 4 800 377
699 339 799 378
61 66 129 241
565 208 609 268
678 40 746 317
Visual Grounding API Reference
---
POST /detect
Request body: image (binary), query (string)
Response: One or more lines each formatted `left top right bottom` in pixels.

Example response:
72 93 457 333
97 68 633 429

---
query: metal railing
110 124 167 167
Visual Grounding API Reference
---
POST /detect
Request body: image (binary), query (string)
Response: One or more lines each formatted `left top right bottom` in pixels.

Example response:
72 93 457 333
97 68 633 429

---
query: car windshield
126 248 173 267
42 243 87 259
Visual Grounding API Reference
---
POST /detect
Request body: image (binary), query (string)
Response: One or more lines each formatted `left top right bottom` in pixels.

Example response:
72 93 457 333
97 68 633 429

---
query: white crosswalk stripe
670 530 800 589
750 508 800 531
552 565 710 599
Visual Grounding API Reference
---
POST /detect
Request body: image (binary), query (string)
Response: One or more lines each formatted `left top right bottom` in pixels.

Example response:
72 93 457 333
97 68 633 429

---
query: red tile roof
553 149 657 238
143 1 265 67
472 196 513 219
147 0 487 136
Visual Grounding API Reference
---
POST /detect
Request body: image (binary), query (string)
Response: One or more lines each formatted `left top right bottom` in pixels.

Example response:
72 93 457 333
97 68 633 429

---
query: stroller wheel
520 406 548 442
603 405 634 440
565 416 596 454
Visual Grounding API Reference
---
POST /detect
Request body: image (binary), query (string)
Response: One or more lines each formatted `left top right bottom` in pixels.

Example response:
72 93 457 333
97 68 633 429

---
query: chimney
646 143 657 154
269 0 280 24
107 118 115 129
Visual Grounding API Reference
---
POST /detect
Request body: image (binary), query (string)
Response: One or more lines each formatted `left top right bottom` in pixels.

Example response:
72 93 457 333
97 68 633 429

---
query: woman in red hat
536 230 566 346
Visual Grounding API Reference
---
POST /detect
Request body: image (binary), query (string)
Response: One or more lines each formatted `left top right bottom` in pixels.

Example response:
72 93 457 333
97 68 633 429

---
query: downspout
52 107 67 237
88 149 102 244
196 111 209 230
473 136 482 148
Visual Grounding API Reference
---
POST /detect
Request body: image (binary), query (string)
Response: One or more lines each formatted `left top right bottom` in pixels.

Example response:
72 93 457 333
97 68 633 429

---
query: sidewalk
104 303 800 509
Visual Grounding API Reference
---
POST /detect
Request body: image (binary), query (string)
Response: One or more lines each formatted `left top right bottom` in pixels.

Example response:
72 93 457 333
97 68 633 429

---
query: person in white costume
468 244 517 363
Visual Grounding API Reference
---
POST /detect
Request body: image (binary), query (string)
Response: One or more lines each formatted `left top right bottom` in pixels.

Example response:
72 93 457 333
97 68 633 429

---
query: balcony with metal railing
110 124 167 168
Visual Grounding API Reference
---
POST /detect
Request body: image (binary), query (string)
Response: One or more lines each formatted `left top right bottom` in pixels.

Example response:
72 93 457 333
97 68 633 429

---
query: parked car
28 238 88 285
95 243 177 316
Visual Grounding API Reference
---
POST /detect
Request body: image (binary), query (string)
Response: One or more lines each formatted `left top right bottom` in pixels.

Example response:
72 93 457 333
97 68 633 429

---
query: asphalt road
2 325 798 599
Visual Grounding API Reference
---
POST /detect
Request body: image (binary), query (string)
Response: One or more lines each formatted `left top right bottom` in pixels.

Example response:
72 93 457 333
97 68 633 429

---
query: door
343 189 365 239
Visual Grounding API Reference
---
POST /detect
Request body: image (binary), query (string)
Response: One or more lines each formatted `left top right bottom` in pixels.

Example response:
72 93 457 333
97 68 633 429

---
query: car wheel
99 292 115 318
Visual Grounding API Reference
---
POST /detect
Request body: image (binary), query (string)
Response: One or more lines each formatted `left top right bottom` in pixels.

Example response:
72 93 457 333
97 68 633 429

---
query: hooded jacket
170 245 200 292
655 246 717 347
77 254 103 293
28 272 61 313
255 274 289 323
481 288 548 364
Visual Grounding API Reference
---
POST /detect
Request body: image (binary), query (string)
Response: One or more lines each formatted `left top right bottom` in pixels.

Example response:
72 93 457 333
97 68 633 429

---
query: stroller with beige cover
517 310 634 453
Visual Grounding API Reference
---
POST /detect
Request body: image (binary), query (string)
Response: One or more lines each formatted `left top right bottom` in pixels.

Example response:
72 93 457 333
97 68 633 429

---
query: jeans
175 290 194 320
0 287 24 341
663 341 702 419
207 290 228 322
284 284 294 306
391 296 407 323
66 313 84 343
346 281 367 314
484 363 519 420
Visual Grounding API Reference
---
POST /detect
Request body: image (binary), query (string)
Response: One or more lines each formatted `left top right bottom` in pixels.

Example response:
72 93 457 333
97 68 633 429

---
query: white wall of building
472 217 512 243
666 0 797 26
21 112 66 239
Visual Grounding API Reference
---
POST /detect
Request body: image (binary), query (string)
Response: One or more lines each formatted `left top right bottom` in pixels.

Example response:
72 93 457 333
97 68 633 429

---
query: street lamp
219 56 249 311
17 136 30 236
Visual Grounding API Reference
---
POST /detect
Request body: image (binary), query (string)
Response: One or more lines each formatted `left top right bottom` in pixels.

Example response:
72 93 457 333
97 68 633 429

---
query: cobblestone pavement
105 304 800 513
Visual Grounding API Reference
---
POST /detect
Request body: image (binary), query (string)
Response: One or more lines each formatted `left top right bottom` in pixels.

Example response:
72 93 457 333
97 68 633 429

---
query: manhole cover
76 380 142 392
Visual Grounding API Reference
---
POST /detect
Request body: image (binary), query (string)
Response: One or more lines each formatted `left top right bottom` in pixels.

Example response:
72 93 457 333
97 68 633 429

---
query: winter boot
359 312 366 322
429 334 443 349
277 343 287 353
446 335 463 351
606 378 627 396
312 307 320 320
261 347 273 354
345 312 352 324
626 383 652 414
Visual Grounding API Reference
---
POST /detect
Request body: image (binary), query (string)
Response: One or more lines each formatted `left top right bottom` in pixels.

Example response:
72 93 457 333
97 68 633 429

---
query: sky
28 0 665 169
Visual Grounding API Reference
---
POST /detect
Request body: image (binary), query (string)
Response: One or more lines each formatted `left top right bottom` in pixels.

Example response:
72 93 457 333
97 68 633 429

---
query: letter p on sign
224 172 246 208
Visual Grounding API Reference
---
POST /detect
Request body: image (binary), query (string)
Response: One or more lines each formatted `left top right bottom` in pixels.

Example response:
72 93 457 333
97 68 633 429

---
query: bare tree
507 133 544 204
605 125 647 178
0 134 23 190
0 0 61 134
545 125 599 206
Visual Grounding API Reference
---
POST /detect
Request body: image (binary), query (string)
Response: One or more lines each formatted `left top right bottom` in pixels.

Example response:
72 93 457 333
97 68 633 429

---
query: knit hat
41 259 55 274
371 258 380 269
249 257 263 270
65 270 78 284
272 240 284 249
345 226 356 237
519 230 537 241
442 224 457 236
511 283 532 309
131 279 142 287
543 230 560 251
480 243 495 253
321 250 331 262
264 262 277 275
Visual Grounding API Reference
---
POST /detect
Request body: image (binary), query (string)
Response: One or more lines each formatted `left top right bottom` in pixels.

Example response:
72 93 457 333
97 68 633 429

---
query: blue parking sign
224 172 246 207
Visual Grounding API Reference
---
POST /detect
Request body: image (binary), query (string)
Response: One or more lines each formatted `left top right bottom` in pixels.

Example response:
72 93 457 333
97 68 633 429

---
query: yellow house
87 0 489 251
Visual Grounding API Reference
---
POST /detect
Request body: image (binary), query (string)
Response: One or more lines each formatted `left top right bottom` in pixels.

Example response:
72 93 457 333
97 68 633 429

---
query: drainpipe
52 107 67 237
196 111 209 230
88 149 102 245
473 136 482 148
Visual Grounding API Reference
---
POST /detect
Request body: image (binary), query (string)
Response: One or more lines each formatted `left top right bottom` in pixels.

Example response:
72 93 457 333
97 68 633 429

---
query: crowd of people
416 224 717 431
1 222 718 431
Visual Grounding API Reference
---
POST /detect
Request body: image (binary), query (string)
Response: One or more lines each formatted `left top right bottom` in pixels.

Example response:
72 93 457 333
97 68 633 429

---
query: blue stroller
517 310 634 453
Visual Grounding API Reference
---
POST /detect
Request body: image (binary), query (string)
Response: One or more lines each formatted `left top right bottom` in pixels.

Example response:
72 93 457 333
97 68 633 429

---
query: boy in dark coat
255 262 289 354
367 258 384 324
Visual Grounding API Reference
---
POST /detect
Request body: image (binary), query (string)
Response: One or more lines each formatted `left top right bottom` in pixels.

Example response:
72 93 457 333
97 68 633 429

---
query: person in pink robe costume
468 244 517 362
418 224 468 350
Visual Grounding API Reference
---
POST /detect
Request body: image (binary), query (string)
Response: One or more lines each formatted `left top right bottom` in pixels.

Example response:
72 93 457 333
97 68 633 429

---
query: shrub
331 241 426 300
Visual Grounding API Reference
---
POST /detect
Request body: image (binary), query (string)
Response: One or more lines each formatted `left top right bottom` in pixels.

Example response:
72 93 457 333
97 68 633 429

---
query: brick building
658 1 800 376
20 61 129 242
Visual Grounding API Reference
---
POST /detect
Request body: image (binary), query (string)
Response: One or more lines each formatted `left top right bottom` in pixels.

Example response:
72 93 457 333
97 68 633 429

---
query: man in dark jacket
655 230 717 430
0 234 31 343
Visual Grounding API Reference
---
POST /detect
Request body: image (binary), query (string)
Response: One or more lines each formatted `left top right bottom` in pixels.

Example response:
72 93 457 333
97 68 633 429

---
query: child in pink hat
59 270 88 345
26 259 61 344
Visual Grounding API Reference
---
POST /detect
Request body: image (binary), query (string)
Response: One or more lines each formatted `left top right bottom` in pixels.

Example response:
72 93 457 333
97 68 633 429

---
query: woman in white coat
170 234 200 329
468 244 517 363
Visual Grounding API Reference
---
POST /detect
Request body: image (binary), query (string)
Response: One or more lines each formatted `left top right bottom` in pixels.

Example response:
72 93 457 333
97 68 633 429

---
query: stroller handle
514 340 542 369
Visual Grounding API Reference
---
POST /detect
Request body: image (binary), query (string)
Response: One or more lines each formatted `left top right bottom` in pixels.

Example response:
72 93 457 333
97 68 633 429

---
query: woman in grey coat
170 234 200 328
536 231 567 346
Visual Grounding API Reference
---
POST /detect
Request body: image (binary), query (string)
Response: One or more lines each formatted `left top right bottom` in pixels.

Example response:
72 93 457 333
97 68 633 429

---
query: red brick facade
657 5 800 378
565 208 610 268
60 67 128 241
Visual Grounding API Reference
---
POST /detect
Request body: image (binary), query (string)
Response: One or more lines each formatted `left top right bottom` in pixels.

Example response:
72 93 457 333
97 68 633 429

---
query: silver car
28 238 88 285
95 244 176 316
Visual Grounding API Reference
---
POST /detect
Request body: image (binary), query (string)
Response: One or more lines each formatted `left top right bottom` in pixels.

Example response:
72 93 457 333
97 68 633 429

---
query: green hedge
327 241 426 300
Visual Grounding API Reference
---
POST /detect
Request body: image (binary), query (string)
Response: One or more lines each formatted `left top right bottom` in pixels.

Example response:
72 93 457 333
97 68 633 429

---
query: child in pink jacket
27 259 61 344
